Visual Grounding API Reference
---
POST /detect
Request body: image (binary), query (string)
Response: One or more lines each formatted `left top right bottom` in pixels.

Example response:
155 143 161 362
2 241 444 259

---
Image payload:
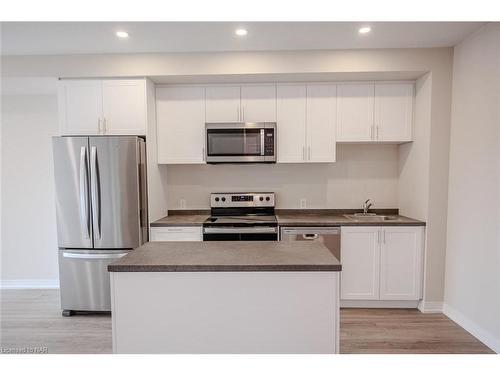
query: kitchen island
108 241 341 354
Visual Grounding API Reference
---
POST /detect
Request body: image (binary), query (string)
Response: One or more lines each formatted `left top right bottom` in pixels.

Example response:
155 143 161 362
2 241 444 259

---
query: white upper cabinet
240 85 277 122
58 80 103 135
276 85 307 163
156 86 206 164
58 79 147 136
306 84 337 162
374 83 413 142
340 226 381 300
102 80 147 135
205 85 277 123
336 84 374 142
337 82 414 143
379 226 423 300
205 86 241 123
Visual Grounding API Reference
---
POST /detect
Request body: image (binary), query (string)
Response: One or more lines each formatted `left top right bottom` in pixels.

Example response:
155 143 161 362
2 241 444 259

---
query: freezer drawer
58 249 130 312
280 227 341 261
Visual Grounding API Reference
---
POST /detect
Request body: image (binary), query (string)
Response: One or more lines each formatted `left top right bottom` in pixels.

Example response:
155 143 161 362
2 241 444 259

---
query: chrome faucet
363 199 373 214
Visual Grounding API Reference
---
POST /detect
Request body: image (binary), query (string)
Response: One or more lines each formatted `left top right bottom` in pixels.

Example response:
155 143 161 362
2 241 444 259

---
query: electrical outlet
300 199 307 208
180 199 186 209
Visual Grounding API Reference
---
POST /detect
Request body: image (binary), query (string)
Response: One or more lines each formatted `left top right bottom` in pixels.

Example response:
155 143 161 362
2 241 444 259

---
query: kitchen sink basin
344 214 401 222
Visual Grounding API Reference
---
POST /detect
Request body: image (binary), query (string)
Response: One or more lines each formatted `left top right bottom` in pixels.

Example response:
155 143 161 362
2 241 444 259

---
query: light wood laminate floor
0 290 494 354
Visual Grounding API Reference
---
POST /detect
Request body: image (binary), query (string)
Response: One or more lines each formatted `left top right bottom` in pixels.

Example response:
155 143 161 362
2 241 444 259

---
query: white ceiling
0 22 485 56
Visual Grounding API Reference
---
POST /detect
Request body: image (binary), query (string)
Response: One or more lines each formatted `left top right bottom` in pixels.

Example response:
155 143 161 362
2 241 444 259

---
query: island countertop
108 241 341 272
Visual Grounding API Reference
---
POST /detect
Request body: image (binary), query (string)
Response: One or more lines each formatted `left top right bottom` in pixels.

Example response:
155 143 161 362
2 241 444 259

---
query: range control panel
210 192 275 208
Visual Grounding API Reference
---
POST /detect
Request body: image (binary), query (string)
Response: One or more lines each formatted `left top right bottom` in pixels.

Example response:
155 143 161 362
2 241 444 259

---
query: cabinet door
306 84 336 162
336 84 374 142
156 86 206 164
374 83 413 142
379 226 423 300
150 227 203 241
340 226 380 300
205 86 241 123
58 80 102 135
102 80 147 135
240 85 277 122
276 85 307 163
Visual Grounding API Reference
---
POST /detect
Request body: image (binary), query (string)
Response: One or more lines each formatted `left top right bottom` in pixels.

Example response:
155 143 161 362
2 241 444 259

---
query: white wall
167 144 399 209
1 79 59 286
444 23 500 352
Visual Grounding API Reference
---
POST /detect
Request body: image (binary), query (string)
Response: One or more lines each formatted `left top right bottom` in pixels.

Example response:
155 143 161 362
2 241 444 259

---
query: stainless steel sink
344 213 401 222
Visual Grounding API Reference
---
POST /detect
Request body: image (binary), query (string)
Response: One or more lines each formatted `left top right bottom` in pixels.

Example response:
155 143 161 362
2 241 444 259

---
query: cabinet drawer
150 227 202 242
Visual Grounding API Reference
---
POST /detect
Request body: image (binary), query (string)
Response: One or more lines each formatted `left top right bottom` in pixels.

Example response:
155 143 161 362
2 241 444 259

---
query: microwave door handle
260 129 265 156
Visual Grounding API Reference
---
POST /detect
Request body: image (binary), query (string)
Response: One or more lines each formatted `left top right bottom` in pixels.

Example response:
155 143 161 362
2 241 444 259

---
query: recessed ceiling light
235 28 248 36
358 27 371 34
116 31 129 38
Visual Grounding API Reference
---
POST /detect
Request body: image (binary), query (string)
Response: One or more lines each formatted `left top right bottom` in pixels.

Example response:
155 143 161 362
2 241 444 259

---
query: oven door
203 226 278 241
206 124 266 163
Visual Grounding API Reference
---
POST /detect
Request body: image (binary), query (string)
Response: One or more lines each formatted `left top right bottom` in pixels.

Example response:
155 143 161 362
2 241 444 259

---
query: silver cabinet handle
308 146 311 161
377 230 380 244
371 124 374 140
90 146 101 239
98 118 101 134
242 106 245 122
302 146 306 161
237 106 240 122
383 229 386 244
376 125 379 140
79 147 90 239
63 252 128 260
103 118 107 134
202 147 206 162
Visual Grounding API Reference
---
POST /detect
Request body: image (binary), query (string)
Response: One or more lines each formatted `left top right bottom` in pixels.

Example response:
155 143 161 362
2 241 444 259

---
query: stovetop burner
203 192 277 228
203 193 278 241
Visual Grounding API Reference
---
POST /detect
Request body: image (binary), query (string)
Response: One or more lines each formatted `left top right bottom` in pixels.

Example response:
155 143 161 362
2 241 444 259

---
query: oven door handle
203 227 277 234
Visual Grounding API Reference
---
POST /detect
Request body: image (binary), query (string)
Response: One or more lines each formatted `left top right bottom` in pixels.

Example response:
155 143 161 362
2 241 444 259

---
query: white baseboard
0 279 60 289
443 303 499 353
341 300 419 308
418 301 444 313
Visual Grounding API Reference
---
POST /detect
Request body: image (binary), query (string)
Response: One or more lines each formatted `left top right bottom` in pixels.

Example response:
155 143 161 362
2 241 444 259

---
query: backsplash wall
165 144 400 210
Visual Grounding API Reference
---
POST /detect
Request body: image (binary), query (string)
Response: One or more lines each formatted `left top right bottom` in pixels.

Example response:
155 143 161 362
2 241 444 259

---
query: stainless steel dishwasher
280 227 341 261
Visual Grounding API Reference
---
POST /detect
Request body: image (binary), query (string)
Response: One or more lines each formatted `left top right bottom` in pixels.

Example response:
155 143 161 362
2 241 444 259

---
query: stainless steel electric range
202 192 278 241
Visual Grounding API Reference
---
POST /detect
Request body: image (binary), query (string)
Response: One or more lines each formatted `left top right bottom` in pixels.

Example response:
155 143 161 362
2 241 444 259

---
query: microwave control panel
264 129 275 156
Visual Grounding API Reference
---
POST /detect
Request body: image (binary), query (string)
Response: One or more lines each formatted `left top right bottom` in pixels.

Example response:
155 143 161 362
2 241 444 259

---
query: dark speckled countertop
150 213 209 227
108 241 341 272
275 210 425 227
150 209 425 227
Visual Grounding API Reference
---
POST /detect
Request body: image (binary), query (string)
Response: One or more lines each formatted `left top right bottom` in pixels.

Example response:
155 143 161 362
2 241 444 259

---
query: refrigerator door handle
62 252 128 260
91 146 101 239
79 147 90 239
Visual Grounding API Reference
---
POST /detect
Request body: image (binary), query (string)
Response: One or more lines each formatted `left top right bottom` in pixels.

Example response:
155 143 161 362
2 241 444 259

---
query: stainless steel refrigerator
52 136 148 316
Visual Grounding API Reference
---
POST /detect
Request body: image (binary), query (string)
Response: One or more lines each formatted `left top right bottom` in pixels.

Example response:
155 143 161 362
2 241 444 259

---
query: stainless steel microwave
205 122 277 163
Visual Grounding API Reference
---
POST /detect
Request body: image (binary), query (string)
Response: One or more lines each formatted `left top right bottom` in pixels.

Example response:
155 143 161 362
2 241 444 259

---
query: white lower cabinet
150 227 203 242
341 226 424 302
340 227 380 300
379 226 424 300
